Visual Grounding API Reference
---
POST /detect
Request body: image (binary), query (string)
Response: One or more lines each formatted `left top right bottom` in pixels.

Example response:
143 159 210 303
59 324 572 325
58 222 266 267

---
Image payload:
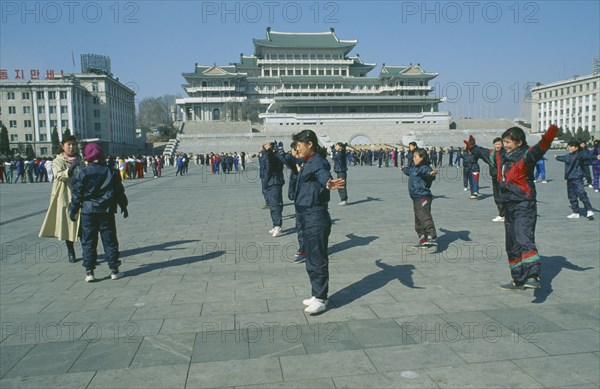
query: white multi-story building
531 73 599 136
0 72 136 157
176 28 450 144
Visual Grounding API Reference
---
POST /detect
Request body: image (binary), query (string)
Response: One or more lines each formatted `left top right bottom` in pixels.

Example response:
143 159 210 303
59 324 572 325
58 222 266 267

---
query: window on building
8 106 16 114
94 122 101 131
22 106 30 114
22 92 30 100
39 120 46 128
25 134 33 141
24 120 32 128
272 70 278 76
311 69 317 76
93 96 99 104
92 82 99 92
40 147 48 155
48 91 56 100
50 120 57 128
94 109 100 117
49 106 57 114
60 91 67 99
318 69 324 75
61 120 68 127
9 120 17 128
60 106 68 113
38 106 45 114
10 134 18 141
37 91 44 99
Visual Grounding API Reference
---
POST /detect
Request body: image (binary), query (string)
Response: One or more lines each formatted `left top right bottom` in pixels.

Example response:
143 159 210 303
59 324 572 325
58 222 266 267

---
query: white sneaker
268 227 276 234
271 226 282 237
589 184 594 188
111 271 124 280
304 298 328 314
463 187 468 191
595 189 599 193
587 210 594 218
492 216 505 222
567 213 581 219
302 296 330 306
85 271 95 282
542 180 548 184
338 200 347 206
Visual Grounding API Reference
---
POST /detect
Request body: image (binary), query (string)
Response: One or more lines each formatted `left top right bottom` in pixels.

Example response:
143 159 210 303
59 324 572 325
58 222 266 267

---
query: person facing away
69 143 129 282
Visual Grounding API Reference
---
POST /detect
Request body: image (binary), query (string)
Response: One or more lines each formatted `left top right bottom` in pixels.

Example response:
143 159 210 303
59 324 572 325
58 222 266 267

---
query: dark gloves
463 135 476 150
67 160 80 177
68 204 79 222
121 207 129 219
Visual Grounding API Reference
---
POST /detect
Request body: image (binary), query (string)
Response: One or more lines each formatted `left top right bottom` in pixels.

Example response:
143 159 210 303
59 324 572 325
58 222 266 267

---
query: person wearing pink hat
69 143 129 282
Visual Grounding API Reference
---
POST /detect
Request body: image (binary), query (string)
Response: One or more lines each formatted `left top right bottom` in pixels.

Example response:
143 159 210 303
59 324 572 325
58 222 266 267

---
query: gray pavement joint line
0 209 47 226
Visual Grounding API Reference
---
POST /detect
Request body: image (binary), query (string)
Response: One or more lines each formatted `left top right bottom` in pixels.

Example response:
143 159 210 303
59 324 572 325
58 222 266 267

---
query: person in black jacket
401 148 438 248
263 142 285 237
555 141 600 219
292 130 344 314
333 142 349 205
69 143 128 282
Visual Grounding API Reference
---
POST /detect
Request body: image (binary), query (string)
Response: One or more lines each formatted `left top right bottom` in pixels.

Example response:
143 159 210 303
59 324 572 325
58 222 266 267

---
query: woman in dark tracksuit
470 125 558 290
292 130 345 315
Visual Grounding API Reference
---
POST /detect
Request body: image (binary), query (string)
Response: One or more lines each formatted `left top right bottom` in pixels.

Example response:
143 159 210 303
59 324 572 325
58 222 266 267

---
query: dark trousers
295 213 304 253
266 185 283 227
336 171 348 201
298 207 331 300
261 179 269 205
468 172 480 194
412 197 436 238
492 180 505 217
583 165 592 186
567 179 592 213
504 200 540 283
81 213 121 272
593 165 600 190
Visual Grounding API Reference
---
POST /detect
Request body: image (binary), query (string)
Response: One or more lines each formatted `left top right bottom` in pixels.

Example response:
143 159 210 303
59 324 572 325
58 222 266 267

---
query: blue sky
1 0 598 120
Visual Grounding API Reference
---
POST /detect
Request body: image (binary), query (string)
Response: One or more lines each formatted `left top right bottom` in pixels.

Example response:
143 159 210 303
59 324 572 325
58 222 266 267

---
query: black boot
66 241 77 263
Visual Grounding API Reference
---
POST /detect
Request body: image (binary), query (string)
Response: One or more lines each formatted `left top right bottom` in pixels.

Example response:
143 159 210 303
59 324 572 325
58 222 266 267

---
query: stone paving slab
1 155 599 388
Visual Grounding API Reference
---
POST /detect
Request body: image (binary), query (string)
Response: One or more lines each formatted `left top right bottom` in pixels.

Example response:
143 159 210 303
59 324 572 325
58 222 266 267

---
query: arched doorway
349 134 373 146
212 108 221 121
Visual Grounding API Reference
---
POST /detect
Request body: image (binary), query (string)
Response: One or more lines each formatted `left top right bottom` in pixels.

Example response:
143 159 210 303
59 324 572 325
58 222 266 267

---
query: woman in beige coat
39 135 83 262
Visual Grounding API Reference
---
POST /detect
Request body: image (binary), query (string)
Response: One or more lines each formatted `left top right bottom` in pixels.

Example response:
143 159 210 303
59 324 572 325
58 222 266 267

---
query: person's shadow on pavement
532 255 594 304
330 259 423 309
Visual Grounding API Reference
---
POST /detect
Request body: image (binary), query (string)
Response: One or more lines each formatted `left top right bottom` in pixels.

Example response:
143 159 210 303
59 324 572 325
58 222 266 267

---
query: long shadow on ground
330 259 423 308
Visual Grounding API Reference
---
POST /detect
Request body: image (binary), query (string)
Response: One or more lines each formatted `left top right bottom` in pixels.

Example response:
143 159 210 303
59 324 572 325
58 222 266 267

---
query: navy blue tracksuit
332 148 348 202
264 148 284 228
69 163 128 272
462 151 480 194
275 150 304 253
556 149 596 213
473 127 557 284
294 152 333 300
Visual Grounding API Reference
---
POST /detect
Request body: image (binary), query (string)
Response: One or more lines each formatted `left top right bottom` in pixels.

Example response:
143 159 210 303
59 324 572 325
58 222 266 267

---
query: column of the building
574 94 580 132
44 89 51 139
52 88 60 141
33 89 40 141
587 93 593 131
66 89 73 141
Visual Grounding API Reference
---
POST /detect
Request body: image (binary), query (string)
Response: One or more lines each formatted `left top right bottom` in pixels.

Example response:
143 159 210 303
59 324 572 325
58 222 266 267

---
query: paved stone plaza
0 152 599 388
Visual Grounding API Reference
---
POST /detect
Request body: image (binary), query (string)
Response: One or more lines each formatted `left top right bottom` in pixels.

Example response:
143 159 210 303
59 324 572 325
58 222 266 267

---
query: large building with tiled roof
176 28 449 144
